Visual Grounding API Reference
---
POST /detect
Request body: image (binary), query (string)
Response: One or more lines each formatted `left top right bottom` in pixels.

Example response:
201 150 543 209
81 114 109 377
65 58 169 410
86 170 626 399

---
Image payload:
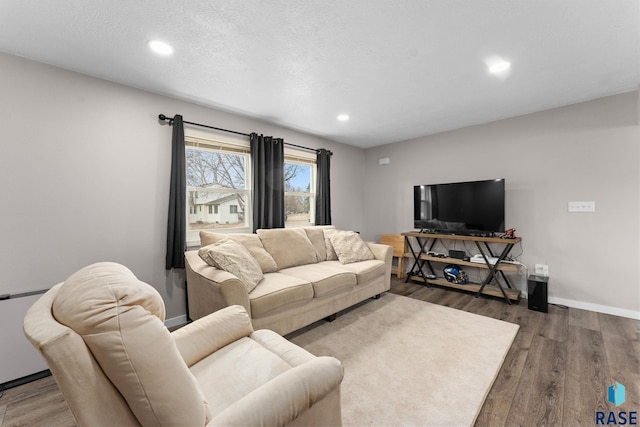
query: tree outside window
185 137 251 245
284 159 315 228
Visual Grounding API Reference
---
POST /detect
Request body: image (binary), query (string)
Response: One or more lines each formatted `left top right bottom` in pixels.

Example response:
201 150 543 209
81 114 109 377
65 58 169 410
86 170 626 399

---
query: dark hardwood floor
1 277 638 426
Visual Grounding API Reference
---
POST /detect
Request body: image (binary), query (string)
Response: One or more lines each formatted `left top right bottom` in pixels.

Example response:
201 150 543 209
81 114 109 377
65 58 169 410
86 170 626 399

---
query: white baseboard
548 296 640 320
165 315 188 329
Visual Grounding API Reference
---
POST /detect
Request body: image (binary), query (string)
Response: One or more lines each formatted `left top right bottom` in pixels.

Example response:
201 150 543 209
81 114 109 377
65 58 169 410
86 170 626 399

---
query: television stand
401 232 521 304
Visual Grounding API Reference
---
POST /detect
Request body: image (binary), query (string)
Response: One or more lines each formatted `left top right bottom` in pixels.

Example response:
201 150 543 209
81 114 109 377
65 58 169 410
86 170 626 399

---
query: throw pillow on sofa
199 231 278 273
329 230 375 264
323 229 339 261
198 239 264 292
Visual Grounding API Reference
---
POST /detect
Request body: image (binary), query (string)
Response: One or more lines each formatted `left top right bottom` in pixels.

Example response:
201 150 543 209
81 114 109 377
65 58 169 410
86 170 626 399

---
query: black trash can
527 275 548 313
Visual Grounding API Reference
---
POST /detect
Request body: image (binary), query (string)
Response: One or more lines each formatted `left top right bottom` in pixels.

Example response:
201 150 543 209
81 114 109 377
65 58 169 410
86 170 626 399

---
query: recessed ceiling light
489 60 511 74
148 40 174 56
337 114 350 121
486 56 511 75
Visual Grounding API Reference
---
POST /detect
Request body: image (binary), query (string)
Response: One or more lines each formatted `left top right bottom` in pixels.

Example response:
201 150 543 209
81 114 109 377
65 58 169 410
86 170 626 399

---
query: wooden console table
401 232 521 304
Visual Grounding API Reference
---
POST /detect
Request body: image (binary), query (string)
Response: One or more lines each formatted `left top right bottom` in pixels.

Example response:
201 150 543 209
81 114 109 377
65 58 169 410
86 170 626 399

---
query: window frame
183 130 318 245
184 132 252 247
284 150 317 228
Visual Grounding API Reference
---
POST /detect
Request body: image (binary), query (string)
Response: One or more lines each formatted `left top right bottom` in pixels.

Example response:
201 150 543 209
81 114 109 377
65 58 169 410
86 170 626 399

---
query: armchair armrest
207 356 343 427
172 305 254 367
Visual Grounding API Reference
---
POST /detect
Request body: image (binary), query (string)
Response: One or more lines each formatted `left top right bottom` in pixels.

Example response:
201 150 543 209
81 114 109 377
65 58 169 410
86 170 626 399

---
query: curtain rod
158 114 332 155
0 289 48 301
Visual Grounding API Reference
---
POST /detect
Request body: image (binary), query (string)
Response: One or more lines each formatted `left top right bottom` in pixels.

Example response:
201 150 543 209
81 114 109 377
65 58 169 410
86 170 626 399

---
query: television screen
413 179 505 235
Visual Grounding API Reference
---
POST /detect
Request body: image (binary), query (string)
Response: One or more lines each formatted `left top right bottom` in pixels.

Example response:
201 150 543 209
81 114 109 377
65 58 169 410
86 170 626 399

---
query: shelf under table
408 276 520 301
404 253 519 273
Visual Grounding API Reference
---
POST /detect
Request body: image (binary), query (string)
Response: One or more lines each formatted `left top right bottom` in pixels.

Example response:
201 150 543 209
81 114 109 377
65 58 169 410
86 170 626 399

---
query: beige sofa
185 226 393 336
24 262 344 427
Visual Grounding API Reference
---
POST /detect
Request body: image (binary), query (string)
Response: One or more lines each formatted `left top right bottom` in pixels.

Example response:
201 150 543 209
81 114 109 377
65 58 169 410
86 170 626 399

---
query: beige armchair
23 262 343 427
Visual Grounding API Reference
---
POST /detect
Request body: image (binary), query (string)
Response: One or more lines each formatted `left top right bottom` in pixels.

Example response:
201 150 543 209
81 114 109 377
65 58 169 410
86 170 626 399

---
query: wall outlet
534 264 549 276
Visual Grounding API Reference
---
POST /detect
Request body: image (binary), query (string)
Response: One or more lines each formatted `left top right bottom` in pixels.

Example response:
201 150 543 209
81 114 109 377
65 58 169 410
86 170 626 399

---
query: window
184 133 317 244
185 135 251 246
284 153 316 228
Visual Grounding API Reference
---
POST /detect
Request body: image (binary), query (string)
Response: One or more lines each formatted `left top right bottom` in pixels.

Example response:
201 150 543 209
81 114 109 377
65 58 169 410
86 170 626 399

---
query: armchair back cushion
51 262 211 426
23 283 141 427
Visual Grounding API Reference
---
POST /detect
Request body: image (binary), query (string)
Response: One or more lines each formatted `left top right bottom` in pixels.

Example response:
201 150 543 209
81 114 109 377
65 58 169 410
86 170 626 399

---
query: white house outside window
185 135 251 246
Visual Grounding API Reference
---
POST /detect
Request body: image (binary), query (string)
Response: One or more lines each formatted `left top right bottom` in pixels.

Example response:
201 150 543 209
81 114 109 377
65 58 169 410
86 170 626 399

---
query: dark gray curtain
315 149 332 225
166 115 186 269
250 133 285 232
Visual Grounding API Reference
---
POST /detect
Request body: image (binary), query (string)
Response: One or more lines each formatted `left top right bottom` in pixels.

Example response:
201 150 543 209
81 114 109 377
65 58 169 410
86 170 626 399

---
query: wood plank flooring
1 277 638 426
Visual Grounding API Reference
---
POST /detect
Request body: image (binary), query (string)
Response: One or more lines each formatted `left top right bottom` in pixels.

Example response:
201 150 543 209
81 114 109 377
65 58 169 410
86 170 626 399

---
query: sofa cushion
52 262 210 427
320 259 386 284
198 240 263 293
257 228 318 269
279 264 356 298
304 227 329 261
249 272 314 318
329 230 375 264
200 231 278 273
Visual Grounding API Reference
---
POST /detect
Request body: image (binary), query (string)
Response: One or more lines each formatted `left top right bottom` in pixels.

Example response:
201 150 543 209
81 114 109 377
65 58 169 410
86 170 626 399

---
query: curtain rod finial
158 114 174 125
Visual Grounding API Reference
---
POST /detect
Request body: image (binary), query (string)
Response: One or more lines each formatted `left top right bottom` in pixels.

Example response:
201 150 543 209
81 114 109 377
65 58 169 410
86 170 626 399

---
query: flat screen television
413 179 505 236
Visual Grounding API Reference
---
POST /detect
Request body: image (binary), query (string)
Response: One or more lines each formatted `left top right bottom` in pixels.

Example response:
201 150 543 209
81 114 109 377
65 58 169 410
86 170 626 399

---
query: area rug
287 293 519 426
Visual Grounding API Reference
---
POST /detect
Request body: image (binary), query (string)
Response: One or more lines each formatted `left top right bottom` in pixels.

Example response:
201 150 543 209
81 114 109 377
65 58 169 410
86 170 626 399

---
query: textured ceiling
0 1 638 148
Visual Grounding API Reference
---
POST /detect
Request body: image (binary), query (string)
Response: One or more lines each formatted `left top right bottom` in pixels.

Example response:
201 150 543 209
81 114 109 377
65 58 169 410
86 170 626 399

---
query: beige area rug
287 293 519 427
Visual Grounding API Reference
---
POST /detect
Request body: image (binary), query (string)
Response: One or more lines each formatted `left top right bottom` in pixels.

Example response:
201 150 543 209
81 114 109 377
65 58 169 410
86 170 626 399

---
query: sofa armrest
367 242 393 291
172 305 254 367
207 356 343 427
366 242 393 265
185 250 251 320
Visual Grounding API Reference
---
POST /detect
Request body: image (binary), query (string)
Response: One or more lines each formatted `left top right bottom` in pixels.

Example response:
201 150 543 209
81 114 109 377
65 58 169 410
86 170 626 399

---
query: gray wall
0 51 364 318
1 49 637 382
362 91 640 317
0 51 366 382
